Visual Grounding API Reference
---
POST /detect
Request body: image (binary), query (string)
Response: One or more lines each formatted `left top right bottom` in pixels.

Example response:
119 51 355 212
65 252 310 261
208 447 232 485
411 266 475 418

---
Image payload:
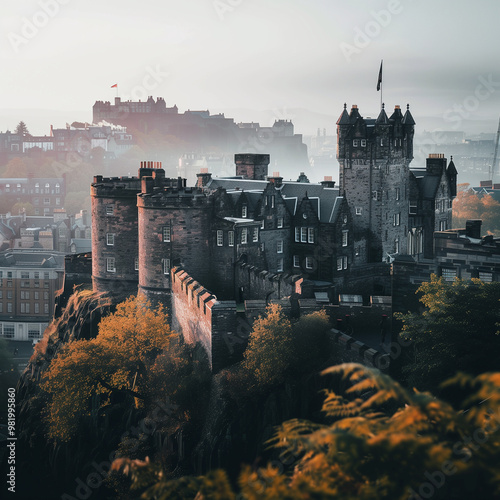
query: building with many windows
0 249 64 341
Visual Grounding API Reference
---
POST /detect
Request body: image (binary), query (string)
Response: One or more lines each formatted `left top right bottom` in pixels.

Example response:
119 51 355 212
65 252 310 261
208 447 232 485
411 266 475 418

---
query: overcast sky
1 0 500 135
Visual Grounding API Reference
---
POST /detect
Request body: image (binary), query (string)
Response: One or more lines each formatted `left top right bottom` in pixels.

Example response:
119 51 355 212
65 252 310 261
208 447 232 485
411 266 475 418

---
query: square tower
336 104 415 262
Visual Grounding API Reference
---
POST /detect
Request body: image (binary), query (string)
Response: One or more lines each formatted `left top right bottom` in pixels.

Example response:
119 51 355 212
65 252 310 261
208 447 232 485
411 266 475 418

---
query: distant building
0 249 64 341
0 176 66 216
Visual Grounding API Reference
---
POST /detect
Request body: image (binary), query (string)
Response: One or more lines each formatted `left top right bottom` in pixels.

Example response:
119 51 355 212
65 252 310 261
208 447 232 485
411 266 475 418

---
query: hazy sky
1 0 500 135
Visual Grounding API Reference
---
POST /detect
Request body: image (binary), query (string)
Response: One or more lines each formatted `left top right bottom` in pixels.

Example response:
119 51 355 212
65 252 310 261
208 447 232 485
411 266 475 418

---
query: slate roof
207 177 342 224
0 250 65 268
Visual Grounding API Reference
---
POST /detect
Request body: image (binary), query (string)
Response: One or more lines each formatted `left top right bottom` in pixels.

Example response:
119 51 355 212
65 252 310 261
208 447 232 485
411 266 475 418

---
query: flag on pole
111 84 118 88
376 61 383 91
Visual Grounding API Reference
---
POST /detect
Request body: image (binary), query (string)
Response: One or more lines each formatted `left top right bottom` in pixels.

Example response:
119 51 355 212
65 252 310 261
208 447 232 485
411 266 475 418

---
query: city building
0 249 64 341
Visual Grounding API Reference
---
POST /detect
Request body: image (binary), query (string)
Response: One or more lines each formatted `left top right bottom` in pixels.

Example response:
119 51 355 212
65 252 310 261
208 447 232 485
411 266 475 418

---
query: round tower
137 179 213 303
91 175 142 298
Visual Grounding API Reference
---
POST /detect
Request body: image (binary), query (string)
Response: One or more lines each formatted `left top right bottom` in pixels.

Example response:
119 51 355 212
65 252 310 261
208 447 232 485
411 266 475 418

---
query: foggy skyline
2 0 500 136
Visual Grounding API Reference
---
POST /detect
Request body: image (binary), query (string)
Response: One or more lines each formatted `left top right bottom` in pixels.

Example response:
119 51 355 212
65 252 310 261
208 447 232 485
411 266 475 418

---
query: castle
91 104 458 369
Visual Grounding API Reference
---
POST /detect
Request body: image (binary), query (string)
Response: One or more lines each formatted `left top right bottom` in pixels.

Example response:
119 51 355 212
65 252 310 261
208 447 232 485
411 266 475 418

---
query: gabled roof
402 105 415 125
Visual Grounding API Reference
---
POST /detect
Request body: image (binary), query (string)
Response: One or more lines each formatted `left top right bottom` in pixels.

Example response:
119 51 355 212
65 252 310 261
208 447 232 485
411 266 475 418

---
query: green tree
41 294 178 441
14 120 30 137
396 275 500 391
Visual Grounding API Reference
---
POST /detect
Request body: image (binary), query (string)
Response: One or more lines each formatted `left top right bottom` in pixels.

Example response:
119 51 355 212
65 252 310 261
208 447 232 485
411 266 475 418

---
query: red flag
111 84 118 88
376 61 383 91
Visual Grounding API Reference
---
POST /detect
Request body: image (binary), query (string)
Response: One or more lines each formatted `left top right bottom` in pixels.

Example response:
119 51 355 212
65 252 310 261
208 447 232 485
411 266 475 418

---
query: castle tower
337 103 415 262
91 175 142 297
137 178 213 302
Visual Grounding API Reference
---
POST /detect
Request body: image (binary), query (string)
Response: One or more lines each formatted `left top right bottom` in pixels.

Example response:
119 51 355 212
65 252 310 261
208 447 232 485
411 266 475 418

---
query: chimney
197 167 212 188
80 209 88 227
267 171 283 188
465 220 482 239
480 180 493 188
426 153 446 175
235 153 270 180
141 176 154 194
321 176 336 188
115 97 121 105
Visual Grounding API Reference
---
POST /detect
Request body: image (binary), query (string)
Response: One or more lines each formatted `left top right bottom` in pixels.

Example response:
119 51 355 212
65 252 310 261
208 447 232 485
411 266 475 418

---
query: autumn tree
241 305 331 390
114 364 500 500
41 294 178 441
396 275 500 391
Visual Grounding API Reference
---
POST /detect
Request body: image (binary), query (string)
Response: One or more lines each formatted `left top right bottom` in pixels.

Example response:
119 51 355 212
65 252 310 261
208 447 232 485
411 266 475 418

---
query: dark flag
376 61 383 91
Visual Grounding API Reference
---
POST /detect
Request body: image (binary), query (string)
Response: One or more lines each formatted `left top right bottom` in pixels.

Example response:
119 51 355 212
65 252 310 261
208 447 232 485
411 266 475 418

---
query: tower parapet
336 104 415 262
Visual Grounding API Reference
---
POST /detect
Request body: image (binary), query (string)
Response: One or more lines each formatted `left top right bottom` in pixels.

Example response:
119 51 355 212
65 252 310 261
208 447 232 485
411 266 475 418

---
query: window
134 258 139 271
361 139 366 147
3 325 14 338
479 272 493 282
409 203 417 215
106 257 116 273
106 233 115 246
372 190 379 201
300 227 307 243
34 303 39 314
7 280 12 288
342 230 349 247
44 291 49 300
295 227 300 242
29 325 41 339
228 231 234 247
393 213 401 226
44 272 49 280
441 268 457 282
277 240 283 253
396 187 401 200
22 281 30 288
353 139 359 147
395 238 399 254
34 281 40 288
44 304 49 314
34 198 39 205
277 217 284 228
305 257 313 269
35 183 40 193
21 291 30 300
7 291 12 299
56 198 61 206
260 242 265 251
217 230 223 246
293 255 300 268
106 205 114 216
7 303 12 313
252 227 259 242
277 258 283 272
343 256 348 269
241 228 248 244
162 258 171 275
271 196 275 208
242 204 247 218
0 291 2 299
261 220 265 229
355 207 362 215
45 183 50 193
337 257 343 271
55 183 60 194
21 271 29 279
44 198 50 205
162 226 171 242
439 220 447 231
21 303 30 314
308 227 315 244
34 291 39 300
